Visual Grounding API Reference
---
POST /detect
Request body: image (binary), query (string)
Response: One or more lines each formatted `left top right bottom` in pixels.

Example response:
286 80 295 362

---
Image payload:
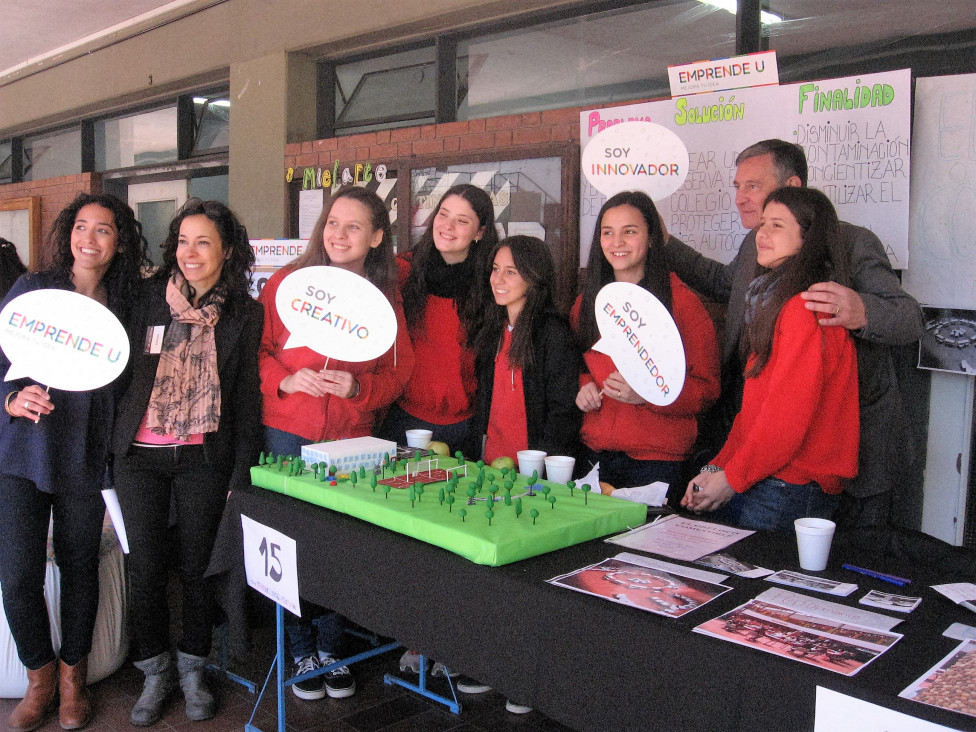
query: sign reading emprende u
592 282 685 406
275 265 397 362
0 289 130 391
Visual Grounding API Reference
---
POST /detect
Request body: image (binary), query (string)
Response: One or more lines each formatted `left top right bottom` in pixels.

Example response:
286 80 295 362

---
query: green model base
251 458 647 566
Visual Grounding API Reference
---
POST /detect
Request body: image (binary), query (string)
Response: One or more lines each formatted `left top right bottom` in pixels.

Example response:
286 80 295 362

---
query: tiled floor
0 630 577 732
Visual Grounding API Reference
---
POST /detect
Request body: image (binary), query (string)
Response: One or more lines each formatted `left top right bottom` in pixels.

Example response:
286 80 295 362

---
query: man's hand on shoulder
801 281 868 331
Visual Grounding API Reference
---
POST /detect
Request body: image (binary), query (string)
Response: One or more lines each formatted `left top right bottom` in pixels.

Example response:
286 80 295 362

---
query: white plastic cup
516 449 547 478
405 429 433 448
544 455 575 484
794 518 836 571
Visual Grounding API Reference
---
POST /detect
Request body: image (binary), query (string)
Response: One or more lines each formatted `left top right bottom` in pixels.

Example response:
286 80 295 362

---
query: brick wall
0 173 98 268
284 107 583 174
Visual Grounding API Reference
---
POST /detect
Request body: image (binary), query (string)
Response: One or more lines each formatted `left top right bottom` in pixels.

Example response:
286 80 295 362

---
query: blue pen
842 564 911 586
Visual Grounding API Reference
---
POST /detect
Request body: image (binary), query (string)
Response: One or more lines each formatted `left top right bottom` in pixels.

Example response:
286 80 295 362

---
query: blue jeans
377 403 471 450
714 477 840 534
581 446 681 490
0 475 103 669
265 427 347 660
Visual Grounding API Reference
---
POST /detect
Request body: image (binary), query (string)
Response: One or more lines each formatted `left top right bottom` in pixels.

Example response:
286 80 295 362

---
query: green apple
428 440 450 457
490 456 516 470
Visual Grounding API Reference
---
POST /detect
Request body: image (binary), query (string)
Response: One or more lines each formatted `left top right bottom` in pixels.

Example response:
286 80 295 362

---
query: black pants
0 474 103 669
115 445 227 661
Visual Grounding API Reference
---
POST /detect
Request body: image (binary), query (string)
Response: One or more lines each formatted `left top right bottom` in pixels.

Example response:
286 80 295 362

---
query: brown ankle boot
7 658 57 732
57 658 93 730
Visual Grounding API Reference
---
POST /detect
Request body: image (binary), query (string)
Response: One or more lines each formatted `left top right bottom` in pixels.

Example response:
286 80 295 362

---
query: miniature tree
458 508 467 523
504 495 512 507
486 508 494 526
567 480 576 497
446 494 456 513
531 470 539 483
350 471 358 487
383 484 392 499
541 485 551 498
359 466 367 479
409 486 416 508
370 474 378 493
489 484 499 503
259 451 266 465
319 469 327 483
515 497 523 518
455 450 465 466
416 484 425 502
500 466 509 479
438 487 446 505
582 483 592 505
476 460 485 470
548 495 556 510
530 508 540 525
466 486 476 504
329 465 337 476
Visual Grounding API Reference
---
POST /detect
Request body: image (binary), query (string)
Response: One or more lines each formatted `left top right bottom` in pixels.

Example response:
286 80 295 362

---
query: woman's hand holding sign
602 371 646 405
278 368 331 398
575 381 603 412
6 384 53 423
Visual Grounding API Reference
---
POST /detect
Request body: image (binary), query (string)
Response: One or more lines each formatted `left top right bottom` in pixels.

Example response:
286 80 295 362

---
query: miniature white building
301 436 397 474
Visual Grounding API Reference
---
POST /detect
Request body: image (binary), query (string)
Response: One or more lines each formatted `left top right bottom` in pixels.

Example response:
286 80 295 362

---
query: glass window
767 0 975 80
0 141 11 184
335 47 435 134
94 106 178 170
458 2 736 119
23 127 81 181
192 92 231 153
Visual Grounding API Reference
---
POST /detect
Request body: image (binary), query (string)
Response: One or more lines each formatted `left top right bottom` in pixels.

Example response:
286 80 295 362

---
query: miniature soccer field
250 456 647 566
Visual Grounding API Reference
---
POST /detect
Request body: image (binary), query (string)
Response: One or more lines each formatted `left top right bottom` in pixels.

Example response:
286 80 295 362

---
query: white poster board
580 69 912 268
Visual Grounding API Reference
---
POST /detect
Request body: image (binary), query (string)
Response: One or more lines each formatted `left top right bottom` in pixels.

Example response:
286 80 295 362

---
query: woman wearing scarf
681 187 859 533
112 199 263 726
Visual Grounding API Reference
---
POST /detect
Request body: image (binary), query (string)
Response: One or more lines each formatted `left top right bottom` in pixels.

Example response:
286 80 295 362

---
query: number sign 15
241 514 301 616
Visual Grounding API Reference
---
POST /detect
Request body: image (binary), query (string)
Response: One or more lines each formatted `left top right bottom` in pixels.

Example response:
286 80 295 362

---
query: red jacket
572 274 720 461
394 257 477 425
258 265 414 442
715 296 859 495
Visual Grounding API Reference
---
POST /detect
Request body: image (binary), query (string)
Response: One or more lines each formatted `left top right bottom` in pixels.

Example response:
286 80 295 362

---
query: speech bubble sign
582 121 689 201
592 282 685 406
275 266 396 362
0 289 130 391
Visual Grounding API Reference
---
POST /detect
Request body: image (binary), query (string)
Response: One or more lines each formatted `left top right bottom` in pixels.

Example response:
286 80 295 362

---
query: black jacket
112 276 264 493
465 310 582 461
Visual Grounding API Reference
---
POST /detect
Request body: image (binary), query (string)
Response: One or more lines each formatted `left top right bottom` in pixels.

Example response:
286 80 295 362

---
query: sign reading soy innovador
580 69 911 268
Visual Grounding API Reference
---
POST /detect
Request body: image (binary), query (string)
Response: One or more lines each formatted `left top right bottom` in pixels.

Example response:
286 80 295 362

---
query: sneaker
398 649 422 674
456 676 491 694
506 699 533 714
431 661 458 679
320 656 356 698
291 655 326 700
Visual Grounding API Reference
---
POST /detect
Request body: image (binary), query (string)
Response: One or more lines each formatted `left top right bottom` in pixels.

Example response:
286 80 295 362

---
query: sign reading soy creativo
274 266 397 362
0 289 130 390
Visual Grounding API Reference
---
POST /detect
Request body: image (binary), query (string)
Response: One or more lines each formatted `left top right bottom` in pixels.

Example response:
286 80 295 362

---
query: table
208 485 976 731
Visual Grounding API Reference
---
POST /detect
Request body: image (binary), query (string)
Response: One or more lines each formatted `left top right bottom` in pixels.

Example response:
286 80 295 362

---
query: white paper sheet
815 687 959 732
607 514 753 561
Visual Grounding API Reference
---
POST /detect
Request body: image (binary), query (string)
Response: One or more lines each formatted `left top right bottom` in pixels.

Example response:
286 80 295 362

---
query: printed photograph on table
694 599 902 676
548 556 731 618
900 639 976 719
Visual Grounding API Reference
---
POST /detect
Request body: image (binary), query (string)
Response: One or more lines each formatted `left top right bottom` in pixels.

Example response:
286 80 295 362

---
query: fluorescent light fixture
193 97 231 107
696 0 783 25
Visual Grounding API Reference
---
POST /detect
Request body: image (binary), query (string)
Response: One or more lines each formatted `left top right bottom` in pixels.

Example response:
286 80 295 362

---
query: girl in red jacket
574 191 720 491
681 186 858 533
258 186 414 700
379 184 497 448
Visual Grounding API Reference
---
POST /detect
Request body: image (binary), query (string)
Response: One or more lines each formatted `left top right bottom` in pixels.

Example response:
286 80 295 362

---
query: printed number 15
258 537 283 582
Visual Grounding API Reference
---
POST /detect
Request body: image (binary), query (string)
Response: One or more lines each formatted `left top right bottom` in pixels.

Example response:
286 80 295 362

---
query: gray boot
131 652 176 726
176 651 216 721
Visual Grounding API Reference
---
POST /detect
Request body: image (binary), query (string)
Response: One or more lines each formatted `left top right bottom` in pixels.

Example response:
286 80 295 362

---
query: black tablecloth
208 485 976 732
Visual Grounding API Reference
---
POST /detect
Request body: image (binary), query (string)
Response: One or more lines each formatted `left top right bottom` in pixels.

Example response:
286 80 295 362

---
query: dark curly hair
45 192 150 321
740 186 851 377
157 198 255 313
290 186 397 298
471 235 557 371
578 190 673 350
402 184 498 332
0 237 27 299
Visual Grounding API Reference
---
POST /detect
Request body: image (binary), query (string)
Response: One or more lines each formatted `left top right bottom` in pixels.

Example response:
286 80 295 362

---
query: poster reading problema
580 69 911 268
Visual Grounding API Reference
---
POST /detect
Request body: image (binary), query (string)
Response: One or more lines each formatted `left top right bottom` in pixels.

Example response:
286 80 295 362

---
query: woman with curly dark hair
0 193 149 732
112 199 263 726
379 184 497 449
